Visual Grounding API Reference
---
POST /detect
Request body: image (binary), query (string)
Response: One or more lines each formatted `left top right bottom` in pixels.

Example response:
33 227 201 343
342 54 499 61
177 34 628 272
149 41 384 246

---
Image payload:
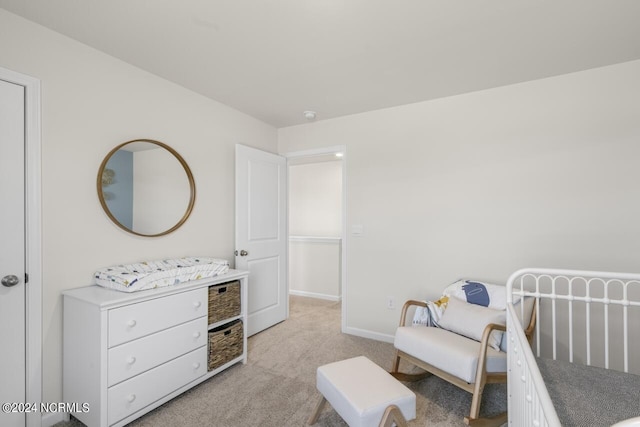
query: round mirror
97 139 196 237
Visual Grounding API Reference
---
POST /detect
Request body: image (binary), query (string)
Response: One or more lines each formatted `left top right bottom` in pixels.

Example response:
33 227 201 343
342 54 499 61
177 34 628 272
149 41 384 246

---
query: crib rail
507 303 561 427
506 268 640 427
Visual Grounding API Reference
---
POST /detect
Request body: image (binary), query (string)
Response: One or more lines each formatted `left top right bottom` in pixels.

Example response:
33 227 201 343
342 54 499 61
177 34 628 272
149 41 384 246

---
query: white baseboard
289 289 341 302
342 326 395 344
42 411 68 427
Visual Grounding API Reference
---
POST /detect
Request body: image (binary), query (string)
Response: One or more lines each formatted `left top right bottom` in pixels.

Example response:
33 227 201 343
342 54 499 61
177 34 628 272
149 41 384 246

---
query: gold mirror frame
97 139 196 237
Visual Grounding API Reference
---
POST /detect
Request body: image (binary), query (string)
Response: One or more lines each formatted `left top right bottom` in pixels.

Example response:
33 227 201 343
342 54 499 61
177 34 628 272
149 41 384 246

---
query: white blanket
94 256 229 292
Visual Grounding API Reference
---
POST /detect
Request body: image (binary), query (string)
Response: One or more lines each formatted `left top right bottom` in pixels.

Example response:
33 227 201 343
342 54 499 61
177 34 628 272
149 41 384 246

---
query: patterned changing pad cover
94 257 229 292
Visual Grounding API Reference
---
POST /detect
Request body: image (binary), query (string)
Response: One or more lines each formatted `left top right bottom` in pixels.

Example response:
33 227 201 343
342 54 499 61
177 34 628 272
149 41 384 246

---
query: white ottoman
308 356 416 427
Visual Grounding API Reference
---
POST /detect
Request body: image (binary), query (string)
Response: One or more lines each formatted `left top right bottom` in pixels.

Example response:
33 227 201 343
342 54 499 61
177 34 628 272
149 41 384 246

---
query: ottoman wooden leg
380 404 408 427
308 395 327 425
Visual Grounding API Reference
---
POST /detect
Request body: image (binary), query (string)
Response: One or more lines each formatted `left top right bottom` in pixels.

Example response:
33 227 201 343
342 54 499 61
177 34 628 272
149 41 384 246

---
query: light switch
351 225 364 236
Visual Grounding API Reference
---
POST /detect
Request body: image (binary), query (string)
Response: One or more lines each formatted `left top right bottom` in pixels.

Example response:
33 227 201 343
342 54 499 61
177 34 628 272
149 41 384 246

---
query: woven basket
208 280 241 325
208 319 243 371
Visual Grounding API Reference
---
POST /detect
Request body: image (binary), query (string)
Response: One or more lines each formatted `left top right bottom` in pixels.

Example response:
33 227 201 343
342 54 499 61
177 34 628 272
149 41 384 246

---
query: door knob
1 275 20 287
240 250 249 256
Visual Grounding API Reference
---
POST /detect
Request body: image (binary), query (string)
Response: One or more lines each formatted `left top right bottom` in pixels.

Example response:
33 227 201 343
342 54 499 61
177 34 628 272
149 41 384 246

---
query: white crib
506 268 640 427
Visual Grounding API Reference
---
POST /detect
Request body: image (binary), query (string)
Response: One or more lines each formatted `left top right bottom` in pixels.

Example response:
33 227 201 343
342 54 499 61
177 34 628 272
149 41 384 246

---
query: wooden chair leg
379 404 408 427
307 395 326 425
463 380 507 427
468 382 485 421
391 349 401 373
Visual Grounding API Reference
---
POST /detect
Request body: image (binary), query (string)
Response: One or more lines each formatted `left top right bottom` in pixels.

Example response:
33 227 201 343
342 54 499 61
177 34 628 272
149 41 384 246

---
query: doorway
284 146 346 331
0 67 42 427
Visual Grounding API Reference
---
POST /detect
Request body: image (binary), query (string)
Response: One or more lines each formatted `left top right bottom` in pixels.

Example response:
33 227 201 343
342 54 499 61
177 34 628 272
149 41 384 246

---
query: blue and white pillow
443 279 517 310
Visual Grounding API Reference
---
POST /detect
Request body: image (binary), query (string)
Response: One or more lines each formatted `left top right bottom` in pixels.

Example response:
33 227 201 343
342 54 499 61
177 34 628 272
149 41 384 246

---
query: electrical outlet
387 296 395 310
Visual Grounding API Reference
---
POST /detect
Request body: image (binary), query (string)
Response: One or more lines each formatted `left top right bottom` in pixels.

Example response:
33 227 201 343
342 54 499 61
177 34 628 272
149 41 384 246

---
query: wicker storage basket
207 319 243 371
208 280 241 325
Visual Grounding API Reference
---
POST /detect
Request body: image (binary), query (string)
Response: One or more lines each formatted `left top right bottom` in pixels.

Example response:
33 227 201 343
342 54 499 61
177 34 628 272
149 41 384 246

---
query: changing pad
94 256 229 292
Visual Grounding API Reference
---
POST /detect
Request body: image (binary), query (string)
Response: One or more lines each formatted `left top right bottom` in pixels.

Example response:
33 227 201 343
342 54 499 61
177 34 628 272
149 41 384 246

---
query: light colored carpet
56 296 506 426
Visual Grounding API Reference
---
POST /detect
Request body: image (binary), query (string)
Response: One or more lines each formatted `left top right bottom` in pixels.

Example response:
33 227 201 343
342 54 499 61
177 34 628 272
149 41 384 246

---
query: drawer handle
126 319 137 328
224 330 231 336
193 362 201 370
193 332 201 339
127 394 136 403
127 356 136 365
217 286 227 294
193 301 202 308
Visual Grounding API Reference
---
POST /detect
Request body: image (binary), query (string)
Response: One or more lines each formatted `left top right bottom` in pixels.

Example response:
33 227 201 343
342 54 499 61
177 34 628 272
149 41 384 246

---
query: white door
235 144 287 336
0 79 27 427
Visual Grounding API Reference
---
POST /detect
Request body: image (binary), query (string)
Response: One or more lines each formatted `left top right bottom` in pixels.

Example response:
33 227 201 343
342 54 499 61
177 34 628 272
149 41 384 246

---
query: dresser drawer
108 288 207 347
108 346 207 425
108 316 207 386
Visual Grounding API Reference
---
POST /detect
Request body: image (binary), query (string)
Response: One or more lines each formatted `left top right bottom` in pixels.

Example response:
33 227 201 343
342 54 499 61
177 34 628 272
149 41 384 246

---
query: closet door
0 78 26 427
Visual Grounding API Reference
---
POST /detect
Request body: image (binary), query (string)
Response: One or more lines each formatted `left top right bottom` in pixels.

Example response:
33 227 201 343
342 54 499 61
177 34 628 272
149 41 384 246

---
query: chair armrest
398 300 428 327
479 323 506 352
472 322 507 391
469 322 508 419
482 322 506 337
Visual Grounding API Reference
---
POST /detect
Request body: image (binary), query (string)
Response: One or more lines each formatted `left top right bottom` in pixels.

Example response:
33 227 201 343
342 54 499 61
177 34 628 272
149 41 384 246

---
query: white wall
289 160 342 299
289 238 341 300
289 161 342 236
279 60 640 340
0 9 277 407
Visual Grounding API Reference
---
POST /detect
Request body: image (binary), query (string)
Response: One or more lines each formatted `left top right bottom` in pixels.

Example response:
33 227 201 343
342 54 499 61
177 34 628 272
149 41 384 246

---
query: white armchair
390 295 536 426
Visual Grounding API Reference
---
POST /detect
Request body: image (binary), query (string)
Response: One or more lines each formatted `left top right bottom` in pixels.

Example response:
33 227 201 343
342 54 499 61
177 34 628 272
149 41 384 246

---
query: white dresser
63 270 248 427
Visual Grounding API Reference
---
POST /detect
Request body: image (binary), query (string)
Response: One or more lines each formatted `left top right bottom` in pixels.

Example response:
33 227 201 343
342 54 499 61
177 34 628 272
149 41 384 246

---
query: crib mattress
537 357 640 427
94 257 229 292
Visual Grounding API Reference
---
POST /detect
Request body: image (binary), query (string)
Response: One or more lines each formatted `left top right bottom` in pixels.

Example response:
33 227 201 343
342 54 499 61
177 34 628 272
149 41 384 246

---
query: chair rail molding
289 236 341 244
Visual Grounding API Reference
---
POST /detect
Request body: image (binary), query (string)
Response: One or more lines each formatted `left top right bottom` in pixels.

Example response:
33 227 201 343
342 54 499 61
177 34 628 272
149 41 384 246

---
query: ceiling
2 1 640 127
